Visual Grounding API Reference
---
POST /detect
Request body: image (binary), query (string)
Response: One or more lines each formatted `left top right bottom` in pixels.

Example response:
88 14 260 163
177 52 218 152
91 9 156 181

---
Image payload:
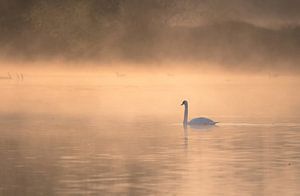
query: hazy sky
0 0 299 71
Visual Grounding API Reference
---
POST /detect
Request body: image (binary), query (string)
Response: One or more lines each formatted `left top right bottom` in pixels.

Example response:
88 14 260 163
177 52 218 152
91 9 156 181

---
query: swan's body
181 100 217 127
188 117 216 125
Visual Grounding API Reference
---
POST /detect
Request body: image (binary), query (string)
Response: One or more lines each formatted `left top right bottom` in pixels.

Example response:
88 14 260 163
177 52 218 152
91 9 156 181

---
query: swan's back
188 117 217 125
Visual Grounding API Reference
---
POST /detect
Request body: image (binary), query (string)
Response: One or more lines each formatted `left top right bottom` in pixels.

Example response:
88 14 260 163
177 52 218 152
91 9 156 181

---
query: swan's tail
213 121 219 125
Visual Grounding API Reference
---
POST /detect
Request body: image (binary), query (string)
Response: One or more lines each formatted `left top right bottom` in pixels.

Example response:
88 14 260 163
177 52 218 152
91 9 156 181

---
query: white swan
181 100 218 127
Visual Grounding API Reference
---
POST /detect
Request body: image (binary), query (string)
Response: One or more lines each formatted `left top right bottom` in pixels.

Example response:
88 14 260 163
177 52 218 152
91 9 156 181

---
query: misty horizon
0 0 299 72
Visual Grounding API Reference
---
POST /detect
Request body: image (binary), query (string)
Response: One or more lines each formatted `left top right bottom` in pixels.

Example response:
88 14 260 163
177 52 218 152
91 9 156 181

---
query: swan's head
181 100 188 106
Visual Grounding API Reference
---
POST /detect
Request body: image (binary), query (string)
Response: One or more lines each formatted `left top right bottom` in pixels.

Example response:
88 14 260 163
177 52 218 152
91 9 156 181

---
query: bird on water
181 100 218 127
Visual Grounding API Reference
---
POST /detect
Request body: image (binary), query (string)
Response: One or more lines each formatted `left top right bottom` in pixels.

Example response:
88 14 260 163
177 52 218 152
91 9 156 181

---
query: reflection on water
0 76 300 195
1 115 300 195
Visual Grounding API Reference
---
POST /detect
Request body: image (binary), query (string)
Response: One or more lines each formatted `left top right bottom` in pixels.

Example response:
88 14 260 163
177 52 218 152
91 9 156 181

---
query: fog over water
1 65 300 119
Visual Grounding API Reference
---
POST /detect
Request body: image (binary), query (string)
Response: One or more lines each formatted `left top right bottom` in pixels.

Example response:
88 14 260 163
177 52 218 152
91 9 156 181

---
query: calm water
1 75 300 195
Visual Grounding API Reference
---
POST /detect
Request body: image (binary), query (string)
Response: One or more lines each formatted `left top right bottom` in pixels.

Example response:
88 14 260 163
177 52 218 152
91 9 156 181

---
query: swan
181 100 218 127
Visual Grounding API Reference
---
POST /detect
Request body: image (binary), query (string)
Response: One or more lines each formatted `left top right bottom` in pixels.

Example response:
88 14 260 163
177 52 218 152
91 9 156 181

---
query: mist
0 0 299 72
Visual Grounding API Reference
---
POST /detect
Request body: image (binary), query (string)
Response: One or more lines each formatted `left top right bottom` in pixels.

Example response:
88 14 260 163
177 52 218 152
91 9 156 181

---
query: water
0 74 300 195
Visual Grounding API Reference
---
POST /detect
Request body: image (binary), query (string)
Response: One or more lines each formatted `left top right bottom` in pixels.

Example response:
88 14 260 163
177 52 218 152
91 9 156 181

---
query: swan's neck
183 104 188 126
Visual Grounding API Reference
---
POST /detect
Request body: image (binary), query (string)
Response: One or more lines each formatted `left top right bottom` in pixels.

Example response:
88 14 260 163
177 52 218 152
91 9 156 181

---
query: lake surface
0 73 300 195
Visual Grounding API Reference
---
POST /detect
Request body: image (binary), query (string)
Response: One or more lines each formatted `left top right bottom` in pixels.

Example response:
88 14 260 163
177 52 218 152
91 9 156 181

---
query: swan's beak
181 103 184 106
